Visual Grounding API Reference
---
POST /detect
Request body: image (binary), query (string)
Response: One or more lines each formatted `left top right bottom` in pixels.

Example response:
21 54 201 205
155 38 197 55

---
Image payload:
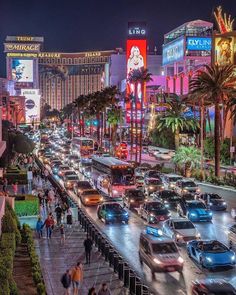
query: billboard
21 89 40 123
213 33 236 66
162 37 184 66
187 37 212 51
11 59 33 82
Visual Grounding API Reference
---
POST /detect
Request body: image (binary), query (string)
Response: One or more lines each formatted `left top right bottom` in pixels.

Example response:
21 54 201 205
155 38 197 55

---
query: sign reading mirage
4 43 41 52
187 37 212 51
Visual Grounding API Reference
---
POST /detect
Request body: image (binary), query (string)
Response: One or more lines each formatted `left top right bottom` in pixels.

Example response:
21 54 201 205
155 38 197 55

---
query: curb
197 182 236 193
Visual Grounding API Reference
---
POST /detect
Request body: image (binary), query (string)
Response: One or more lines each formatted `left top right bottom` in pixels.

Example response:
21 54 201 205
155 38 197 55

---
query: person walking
61 269 71 295
71 262 83 295
12 182 18 195
98 283 111 295
55 204 63 226
2 178 8 193
60 224 65 245
43 214 55 239
36 217 44 238
88 287 96 295
84 235 93 265
66 207 73 228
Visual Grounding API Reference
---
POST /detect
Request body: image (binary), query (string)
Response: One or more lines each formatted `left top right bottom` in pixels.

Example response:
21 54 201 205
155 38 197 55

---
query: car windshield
128 190 144 199
152 242 178 254
209 194 222 200
61 166 70 170
209 292 236 295
136 176 144 181
168 177 182 182
78 182 91 188
148 179 162 185
174 221 195 229
148 171 160 178
183 181 196 187
151 208 169 215
146 202 162 210
187 202 206 209
83 190 98 195
200 241 228 253
106 203 122 211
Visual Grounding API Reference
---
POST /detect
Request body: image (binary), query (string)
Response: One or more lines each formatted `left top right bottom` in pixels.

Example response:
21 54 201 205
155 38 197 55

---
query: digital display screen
162 37 184 66
187 37 212 51
11 59 33 82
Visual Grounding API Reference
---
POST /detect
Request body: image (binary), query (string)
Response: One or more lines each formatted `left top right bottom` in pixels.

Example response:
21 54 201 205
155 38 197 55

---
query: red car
115 142 128 159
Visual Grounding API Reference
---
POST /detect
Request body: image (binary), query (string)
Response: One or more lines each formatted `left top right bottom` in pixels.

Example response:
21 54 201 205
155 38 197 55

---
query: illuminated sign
187 37 212 51
7 53 38 58
4 43 40 52
85 52 101 57
162 37 184 66
21 89 40 123
6 36 44 42
128 22 146 38
214 32 236 66
11 59 34 82
38 53 61 58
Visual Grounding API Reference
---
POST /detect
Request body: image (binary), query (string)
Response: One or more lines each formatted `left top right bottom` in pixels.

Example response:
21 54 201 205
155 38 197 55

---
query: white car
162 218 201 243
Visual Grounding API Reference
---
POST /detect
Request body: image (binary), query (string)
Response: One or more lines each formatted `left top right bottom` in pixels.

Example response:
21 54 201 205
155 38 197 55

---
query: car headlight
130 199 134 203
67 182 70 185
150 213 154 217
153 258 162 264
167 212 171 217
196 233 201 238
196 188 200 193
170 184 174 187
208 212 213 216
183 189 187 193
107 213 112 218
209 202 213 206
161 186 164 189
177 256 184 264
85 198 89 202
149 186 154 190
231 255 235 261
100 197 103 201
223 202 226 205
176 234 182 239
113 190 118 195
123 212 129 216
206 257 212 263
190 212 197 216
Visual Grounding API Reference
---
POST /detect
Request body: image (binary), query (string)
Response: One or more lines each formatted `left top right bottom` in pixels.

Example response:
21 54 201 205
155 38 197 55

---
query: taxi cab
139 225 184 275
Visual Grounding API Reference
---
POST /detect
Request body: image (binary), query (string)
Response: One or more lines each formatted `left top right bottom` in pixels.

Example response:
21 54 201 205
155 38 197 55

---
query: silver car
162 218 201 243
228 224 236 248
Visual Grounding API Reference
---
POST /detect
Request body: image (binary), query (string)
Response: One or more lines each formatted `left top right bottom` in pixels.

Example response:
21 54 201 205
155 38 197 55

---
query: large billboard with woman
213 32 236 66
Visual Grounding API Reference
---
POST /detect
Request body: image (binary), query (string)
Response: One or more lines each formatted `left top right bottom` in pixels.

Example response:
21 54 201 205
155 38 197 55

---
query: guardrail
35 157 154 295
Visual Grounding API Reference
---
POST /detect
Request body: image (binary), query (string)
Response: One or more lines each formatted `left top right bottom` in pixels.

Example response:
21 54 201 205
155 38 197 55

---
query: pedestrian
84 235 93 265
12 182 18 195
98 283 111 295
88 287 96 295
21 184 26 195
71 262 83 295
61 269 71 295
44 168 49 181
60 224 65 245
48 188 55 204
43 214 55 239
36 217 44 238
55 204 63 226
66 207 73 228
2 178 8 192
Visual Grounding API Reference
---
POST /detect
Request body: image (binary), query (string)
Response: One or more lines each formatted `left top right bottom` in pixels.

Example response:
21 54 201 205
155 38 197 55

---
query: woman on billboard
127 46 144 99
216 36 233 66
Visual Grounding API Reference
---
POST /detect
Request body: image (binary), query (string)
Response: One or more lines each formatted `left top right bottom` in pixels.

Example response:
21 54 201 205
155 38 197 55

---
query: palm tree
157 98 199 149
74 94 88 136
173 146 201 177
127 68 152 163
189 64 236 177
107 106 121 155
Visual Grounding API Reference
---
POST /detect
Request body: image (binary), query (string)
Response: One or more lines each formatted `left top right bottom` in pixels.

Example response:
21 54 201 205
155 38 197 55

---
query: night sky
0 0 235 76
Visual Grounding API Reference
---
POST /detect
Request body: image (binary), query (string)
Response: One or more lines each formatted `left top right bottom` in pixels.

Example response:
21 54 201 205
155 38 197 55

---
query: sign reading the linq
4 43 41 53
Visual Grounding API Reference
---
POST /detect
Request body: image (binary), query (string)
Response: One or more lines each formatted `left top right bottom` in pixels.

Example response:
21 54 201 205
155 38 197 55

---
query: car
153 190 181 209
196 193 227 211
76 181 93 195
155 151 172 161
64 174 79 190
191 279 236 295
52 162 63 174
228 224 236 248
139 225 184 274
162 174 183 190
144 170 160 180
175 179 200 196
144 178 164 196
187 240 236 269
232 208 236 220
135 175 144 188
123 189 145 210
97 202 129 224
177 200 212 222
63 170 77 179
58 165 71 177
139 201 171 223
61 151 71 161
67 155 79 166
72 159 80 170
162 218 201 243
42 152 53 164
135 167 149 177
50 159 62 168
81 189 103 206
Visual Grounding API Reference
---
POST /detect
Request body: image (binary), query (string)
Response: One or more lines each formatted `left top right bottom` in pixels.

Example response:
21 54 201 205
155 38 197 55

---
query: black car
196 193 227 211
154 190 181 209
139 201 171 223
76 181 93 195
191 279 236 295
97 202 129 224
123 189 145 210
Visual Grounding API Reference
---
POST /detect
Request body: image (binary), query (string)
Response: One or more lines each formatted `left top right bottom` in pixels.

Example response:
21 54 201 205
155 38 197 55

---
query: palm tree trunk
96 112 100 143
135 83 138 163
207 108 212 136
111 124 117 155
175 129 180 150
215 100 220 177
130 99 134 161
139 83 144 164
200 98 205 180
78 110 81 136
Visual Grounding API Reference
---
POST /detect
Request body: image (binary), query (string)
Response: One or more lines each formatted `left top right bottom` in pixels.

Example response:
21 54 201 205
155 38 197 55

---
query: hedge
15 200 39 217
22 224 46 295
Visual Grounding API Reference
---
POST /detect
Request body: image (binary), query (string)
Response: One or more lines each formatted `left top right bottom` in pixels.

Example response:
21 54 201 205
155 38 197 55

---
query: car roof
166 174 183 178
186 200 202 204
102 201 121 205
194 279 236 292
168 218 192 223
141 232 174 244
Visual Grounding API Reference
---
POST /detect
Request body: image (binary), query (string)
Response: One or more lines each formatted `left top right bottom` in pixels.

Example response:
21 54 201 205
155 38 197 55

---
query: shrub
0 233 16 253
37 283 46 295
9 277 18 295
33 272 42 285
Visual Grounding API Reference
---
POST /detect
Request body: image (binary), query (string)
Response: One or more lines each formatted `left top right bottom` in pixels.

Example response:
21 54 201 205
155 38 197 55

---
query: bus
91 155 135 198
71 137 94 158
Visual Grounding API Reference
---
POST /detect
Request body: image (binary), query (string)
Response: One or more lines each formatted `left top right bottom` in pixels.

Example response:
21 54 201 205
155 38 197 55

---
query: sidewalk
35 222 126 295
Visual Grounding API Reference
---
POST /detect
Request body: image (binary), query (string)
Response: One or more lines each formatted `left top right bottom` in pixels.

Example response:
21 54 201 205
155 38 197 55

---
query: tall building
162 20 213 95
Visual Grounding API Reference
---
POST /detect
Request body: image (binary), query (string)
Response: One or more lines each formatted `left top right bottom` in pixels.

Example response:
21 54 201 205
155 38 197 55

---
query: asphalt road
47 164 236 295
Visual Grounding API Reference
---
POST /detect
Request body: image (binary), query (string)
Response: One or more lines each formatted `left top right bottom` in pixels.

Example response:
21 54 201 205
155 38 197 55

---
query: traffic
30 127 236 295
